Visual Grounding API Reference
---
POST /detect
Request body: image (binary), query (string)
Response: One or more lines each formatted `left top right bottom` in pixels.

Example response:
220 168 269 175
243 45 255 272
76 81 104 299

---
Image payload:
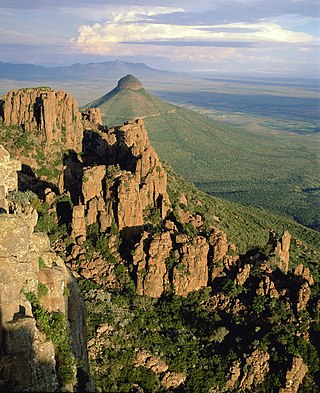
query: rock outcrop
135 349 186 390
240 350 270 390
0 145 90 391
133 231 172 297
73 119 171 238
225 350 270 391
0 145 21 212
1 88 84 152
117 74 143 91
173 234 209 296
269 230 291 273
280 356 308 393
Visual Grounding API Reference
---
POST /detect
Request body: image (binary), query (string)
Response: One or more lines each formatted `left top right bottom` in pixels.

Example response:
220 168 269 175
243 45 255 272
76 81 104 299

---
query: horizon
0 0 319 79
1 59 319 84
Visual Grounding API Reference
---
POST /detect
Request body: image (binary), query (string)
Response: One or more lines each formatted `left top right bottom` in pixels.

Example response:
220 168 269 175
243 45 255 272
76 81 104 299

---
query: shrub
38 282 48 297
25 291 75 386
38 257 45 269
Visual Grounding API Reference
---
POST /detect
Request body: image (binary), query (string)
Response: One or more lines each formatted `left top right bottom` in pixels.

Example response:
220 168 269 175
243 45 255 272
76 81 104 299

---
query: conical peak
117 74 142 91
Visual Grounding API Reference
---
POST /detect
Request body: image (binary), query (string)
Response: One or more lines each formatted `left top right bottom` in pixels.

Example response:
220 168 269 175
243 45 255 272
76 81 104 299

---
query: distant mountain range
0 60 179 82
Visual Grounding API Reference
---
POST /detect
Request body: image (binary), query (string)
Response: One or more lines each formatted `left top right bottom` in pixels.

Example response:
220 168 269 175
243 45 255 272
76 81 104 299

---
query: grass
91 87 320 231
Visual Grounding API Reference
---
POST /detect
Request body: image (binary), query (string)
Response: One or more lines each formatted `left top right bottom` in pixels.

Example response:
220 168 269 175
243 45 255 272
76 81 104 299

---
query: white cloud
70 7 315 60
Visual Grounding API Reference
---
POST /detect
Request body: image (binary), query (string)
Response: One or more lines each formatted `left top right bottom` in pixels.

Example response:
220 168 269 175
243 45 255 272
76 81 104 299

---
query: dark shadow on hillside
0 101 4 121
0 307 58 392
63 150 83 205
18 164 59 198
82 129 139 173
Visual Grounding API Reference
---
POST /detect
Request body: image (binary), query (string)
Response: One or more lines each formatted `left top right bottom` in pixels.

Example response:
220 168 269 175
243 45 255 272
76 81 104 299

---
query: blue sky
0 0 319 77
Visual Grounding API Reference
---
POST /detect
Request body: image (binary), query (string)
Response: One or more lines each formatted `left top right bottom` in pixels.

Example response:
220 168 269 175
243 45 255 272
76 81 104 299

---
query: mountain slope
1 87 320 392
85 74 176 125
85 75 320 231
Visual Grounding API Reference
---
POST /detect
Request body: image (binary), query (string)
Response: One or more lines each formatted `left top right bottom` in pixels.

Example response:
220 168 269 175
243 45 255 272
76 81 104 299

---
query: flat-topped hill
117 74 143 90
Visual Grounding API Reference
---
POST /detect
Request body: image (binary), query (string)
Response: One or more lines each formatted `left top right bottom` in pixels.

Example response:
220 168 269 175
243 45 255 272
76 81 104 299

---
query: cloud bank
68 6 317 75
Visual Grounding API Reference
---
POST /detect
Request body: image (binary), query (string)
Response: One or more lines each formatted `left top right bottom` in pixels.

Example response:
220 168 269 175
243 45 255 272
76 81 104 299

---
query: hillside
86 75 320 231
0 87 320 392
85 74 176 126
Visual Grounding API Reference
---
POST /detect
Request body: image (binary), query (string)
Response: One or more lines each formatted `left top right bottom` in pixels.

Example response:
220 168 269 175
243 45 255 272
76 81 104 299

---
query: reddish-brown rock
275 231 291 273
173 235 209 296
133 232 172 297
71 205 86 242
75 119 171 237
256 276 279 298
82 107 102 126
297 282 311 312
2 88 84 152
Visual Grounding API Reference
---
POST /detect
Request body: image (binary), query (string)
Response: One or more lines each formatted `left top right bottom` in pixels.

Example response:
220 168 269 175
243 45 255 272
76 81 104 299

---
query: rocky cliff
0 88 102 188
1 88 84 151
0 145 91 391
1 86 319 392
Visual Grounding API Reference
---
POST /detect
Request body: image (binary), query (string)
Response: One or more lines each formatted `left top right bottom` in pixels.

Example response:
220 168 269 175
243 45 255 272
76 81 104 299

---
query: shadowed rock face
117 74 143 91
0 145 90 392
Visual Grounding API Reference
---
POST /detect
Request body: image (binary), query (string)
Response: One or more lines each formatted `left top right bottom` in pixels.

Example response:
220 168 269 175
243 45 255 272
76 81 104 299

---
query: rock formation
75 119 171 235
0 145 90 391
135 349 186 389
269 230 291 273
1 88 84 152
0 145 21 212
280 357 308 393
2 85 317 392
239 350 270 391
117 74 143 91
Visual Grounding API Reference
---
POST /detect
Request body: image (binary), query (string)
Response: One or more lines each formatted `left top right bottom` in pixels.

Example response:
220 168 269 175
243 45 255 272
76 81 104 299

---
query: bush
25 291 75 386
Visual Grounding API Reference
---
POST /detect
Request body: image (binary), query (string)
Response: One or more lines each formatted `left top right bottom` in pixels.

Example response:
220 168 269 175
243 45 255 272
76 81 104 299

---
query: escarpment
0 145 91 391
1 86 319 392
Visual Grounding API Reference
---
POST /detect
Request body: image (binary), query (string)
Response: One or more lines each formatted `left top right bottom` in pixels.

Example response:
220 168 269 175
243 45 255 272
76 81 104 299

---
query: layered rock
0 145 90 391
1 88 84 152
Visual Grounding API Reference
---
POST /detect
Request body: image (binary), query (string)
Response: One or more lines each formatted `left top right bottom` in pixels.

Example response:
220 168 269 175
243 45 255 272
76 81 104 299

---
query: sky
0 0 319 78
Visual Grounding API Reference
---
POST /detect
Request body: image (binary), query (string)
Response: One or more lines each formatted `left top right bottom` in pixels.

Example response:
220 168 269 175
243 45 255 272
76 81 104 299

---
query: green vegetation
165 161 320 258
7 190 38 207
38 257 45 269
38 282 48 297
79 263 320 392
25 291 75 387
90 85 320 231
0 121 65 182
84 223 118 264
